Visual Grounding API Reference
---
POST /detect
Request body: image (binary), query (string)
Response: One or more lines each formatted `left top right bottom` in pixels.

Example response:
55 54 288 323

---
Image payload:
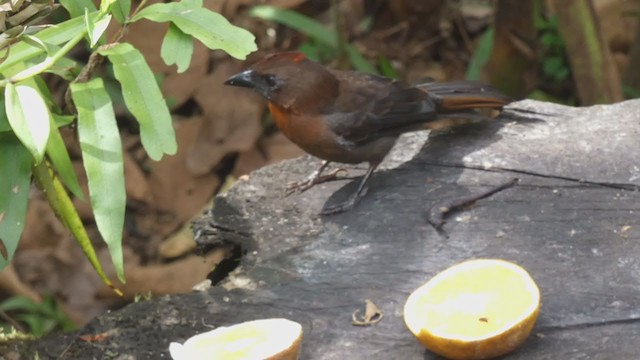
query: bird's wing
325 71 439 144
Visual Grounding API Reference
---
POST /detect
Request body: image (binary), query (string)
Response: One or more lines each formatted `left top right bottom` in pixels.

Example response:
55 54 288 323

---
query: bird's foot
285 168 347 196
320 187 368 215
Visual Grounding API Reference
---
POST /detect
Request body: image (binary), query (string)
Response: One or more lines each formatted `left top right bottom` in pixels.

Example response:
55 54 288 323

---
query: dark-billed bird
225 52 512 214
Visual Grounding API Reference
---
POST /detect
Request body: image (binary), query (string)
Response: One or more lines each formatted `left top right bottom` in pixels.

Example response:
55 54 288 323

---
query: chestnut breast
268 102 387 164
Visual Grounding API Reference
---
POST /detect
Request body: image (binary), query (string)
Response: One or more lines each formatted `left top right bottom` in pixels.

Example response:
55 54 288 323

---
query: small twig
63 50 106 112
64 5 134 112
454 12 473 54
426 178 519 232
0 30 85 87
0 309 25 333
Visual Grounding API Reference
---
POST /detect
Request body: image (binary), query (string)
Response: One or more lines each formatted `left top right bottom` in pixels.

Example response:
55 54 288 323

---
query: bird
225 52 512 215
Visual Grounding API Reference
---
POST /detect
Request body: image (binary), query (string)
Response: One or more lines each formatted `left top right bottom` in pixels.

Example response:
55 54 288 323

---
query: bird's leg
286 161 346 196
321 162 379 215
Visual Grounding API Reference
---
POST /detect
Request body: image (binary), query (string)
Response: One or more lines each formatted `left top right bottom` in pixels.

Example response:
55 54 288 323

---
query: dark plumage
225 52 512 214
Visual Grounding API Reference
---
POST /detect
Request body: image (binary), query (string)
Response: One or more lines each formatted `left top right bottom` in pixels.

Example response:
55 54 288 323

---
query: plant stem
0 30 85 87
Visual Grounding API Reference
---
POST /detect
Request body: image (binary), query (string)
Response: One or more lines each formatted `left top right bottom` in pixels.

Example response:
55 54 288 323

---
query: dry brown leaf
79 331 111 342
158 223 199 259
262 132 305 163
21 192 69 248
232 132 304 177
232 147 267 177
208 0 248 17
71 161 92 221
204 0 227 13
188 61 263 175
123 151 152 204
120 130 141 151
162 41 209 109
0 264 41 303
13 222 123 325
147 117 220 235
98 247 231 301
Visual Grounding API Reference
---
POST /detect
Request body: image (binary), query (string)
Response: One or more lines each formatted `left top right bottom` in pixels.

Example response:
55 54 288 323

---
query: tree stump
14 99 640 359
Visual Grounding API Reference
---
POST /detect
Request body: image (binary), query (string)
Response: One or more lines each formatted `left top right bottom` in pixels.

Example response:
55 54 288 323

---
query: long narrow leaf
59 0 97 18
46 119 84 200
30 75 62 115
32 161 121 293
248 5 377 73
52 113 75 127
0 12 98 74
111 0 131 23
345 46 377 74
99 43 176 160
86 10 111 47
5 83 51 163
132 2 256 60
249 5 335 46
0 133 32 271
466 27 494 81
0 93 9 132
161 23 193 73
71 78 125 283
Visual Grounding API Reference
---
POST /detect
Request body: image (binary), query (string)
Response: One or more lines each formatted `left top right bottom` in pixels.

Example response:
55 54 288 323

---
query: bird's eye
265 75 279 89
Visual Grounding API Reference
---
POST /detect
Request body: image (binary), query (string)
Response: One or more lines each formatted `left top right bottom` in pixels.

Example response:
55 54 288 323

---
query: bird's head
225 52 339 111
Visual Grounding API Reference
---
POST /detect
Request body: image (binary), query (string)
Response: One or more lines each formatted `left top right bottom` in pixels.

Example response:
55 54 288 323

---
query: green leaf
345 46 377 74
0 296 39 312
71 78 125 283
45 56 81 81
249 5 335 46
111 0 131 23
84 9 95 46
32 161 121 293
132 1 256 60
161 23 193 73
31 75 60 113
100 0 117 14
20 314 46 336
59 0 97 18
0 93 9 132
86 10 111 47
21 35 52 55
52 113 75 127
99 43 176 160
466 26 494 81
248 5 376 73
0 12 99 75
46 119 84 200
0 133 32 271
378 56 398 79
623 84 640 99
4 83 51 163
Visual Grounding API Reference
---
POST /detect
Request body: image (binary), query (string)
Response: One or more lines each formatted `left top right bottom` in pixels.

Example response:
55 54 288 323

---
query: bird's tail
413 81 512 131
417 81 512 111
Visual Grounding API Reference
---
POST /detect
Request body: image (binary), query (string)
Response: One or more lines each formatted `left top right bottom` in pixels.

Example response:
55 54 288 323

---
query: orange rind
169 318 302 360
404 259 540 360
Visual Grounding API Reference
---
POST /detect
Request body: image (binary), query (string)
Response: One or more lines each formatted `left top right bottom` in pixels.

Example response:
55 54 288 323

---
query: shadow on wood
13 99 640 359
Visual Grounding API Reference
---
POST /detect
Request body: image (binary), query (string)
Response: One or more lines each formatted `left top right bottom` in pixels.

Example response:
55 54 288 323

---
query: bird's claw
285 168 347 196
320 187 368 215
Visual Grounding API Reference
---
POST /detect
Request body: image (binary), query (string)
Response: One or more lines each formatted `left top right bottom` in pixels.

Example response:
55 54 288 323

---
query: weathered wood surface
16 99 640 359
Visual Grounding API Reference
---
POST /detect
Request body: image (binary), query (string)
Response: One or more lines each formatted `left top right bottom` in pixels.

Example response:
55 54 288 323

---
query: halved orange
404 259 540 360
169 318 302 360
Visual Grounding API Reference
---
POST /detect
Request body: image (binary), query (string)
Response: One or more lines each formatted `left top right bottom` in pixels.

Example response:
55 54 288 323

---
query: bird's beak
224 70 258 89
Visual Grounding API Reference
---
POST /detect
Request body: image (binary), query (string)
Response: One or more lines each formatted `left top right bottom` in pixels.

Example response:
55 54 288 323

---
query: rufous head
225 52 338 110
